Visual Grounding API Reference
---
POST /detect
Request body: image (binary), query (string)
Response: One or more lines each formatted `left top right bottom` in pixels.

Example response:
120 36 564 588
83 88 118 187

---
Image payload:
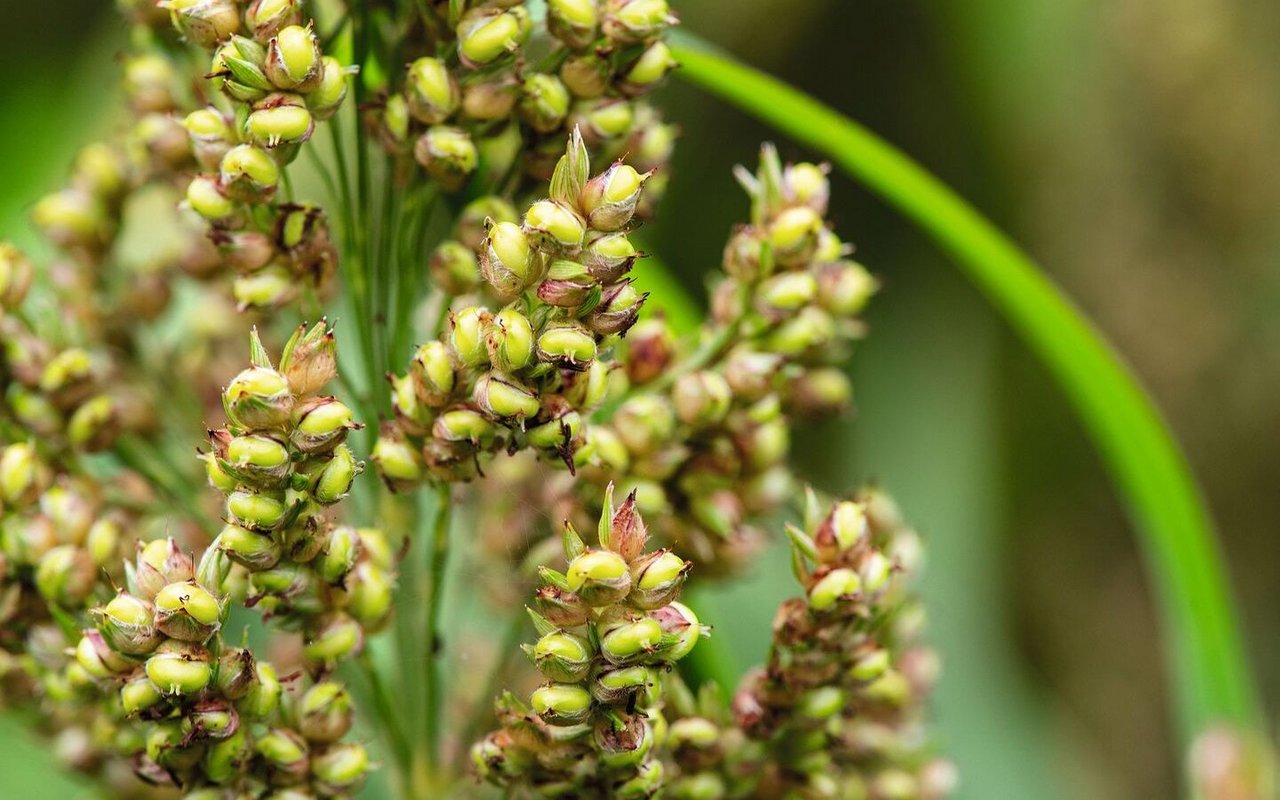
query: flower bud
523 200 586 255
213 229 275 274
0 443 47 506
565 549 631 606
786 367 853 417
620 40 677 95
312 444 361 504
239 660 283 719
673 372 732 429
462 73 519 121
434 407 498 449
630 549 689 609
603 0 676 43
783 162 830 214
217 432 290 486
600 616 663 665
0 243 33 310
186 174 236 221
227 488 289 531
317 526 360 585
532 630 593 682
586 281 645 336
449 306 492 368
298 681 354 742
220 143 280 201
123 53 178 113
225 365 293 429
474 371 540 422
85 516 122 567
765 306 835 356
256 727 310 781
531 683 593 726
595 714 655 769
814 500 867 560
36 545 96 607
768 205 823 267
371 430 425 489
234 264 299 310
406 341 455 411
614 395 674 455
154 580 222 642
214 522 282 571
120 671 163 715
591 665 656 705
457 9 528 68
406 57 459 124
145 640 213 695
480 220 537 297
548 0 599 47
650 601 702 661
582 231 639 282
486 308 536 372
414 126 478 191
130 538 195 600
291 397 357 455
168 0 241 48
520 73 572 133
537 322 597 371
458 196 518 251
571 97 634 144
535 585 590 627
859 549 893 596
247 92 315 146
580 163 647 232
807 567 861 611
561 52 611 98
378 93 412 152
246 0 301 41
429 240 481 295
346 561 394 630
74 630 132 679
203 728 251 784
312 742 369 795
96 591 160 655
623 319 675 385
33 188 110 250
536 259 594 308
816 260 877 316
184 698 241 740
265 24 322 91
757 270 817 315
303 612 364 663
526 407 582 453
308 55 349 119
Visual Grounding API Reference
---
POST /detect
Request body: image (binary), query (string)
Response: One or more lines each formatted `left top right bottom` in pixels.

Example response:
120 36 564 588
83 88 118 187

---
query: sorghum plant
0 1 951 798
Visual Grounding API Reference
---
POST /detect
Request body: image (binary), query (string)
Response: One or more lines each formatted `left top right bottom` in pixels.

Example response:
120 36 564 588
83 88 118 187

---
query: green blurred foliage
4 1 1279 798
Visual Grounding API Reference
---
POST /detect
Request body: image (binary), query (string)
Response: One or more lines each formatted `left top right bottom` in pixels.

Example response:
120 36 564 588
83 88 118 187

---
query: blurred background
3 1 1279 797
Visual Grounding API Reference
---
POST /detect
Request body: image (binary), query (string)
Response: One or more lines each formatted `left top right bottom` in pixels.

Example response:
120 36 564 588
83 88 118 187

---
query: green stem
358 649 413 791
458 611 526 758
669 35 1260 744
422 482 453 779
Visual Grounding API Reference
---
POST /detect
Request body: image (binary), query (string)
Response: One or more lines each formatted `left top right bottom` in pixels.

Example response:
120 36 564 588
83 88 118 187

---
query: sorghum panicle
472 484 706 797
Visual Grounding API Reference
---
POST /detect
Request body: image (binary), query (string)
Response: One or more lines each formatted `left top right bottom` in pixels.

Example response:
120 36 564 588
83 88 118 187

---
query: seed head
414 126 478 191
480 220 536 297
429 240 481 295
457 9 528 68
264 24 322 91
406 57 459 124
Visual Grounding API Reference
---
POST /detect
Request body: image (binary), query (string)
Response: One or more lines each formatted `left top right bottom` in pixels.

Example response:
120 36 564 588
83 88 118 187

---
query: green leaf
668 33 1261 745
